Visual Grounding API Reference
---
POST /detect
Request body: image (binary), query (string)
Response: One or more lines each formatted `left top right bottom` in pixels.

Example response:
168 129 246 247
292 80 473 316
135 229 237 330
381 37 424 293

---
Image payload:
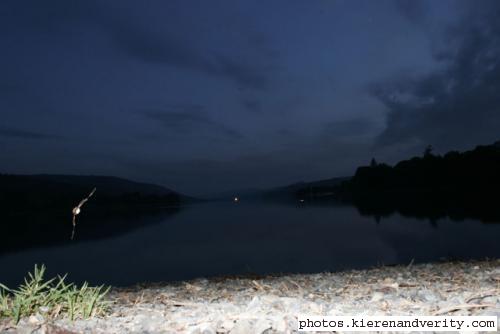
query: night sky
2 0 500 196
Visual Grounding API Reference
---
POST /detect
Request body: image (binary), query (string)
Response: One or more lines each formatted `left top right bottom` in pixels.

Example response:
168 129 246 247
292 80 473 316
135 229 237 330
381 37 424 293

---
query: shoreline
2 259 499 333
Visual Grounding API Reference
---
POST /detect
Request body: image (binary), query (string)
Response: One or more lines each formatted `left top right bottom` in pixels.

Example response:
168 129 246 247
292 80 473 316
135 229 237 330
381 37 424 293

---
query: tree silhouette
424 145 434 157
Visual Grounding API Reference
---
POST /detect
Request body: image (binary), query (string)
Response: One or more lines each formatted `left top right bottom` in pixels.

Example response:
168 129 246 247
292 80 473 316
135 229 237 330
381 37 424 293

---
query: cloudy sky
1 0 500 195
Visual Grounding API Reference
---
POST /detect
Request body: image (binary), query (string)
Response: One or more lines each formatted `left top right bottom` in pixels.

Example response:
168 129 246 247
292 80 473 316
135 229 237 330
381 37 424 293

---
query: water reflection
2 207 181 254
0 202 499 287
346 195 500 225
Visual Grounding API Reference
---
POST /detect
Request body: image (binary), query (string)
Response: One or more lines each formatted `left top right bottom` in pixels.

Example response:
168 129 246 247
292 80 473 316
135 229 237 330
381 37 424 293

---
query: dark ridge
292 141 500 223
259 177 351 201
0 174 188 215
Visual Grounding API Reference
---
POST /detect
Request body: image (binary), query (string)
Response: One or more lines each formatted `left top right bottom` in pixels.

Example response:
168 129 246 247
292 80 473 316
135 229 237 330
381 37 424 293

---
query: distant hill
261 177 350 200
341 141 500 196
203 177 351 202
0 174 186 214
204 188 264 201
332 141 500 222
33 174 176 196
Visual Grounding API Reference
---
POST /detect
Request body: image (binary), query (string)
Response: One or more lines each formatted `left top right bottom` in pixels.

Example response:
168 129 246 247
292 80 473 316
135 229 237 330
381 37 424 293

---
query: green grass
0 265 110 323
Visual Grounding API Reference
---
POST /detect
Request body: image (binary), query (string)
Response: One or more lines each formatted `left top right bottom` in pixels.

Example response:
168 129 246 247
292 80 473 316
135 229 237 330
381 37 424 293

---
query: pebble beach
2 259 499 334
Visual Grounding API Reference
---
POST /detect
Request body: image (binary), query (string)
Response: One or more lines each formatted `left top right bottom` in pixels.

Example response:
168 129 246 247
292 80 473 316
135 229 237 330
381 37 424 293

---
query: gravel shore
2 259 499 334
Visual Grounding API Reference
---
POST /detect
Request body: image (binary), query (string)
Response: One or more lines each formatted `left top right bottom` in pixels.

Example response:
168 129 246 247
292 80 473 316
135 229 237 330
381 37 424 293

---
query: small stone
308 302 322 314
219 319 235 332
418 290 438 302
188 328 202 334
230 319 254 334
482 296 498 304
28 314 44 325
274 316 288 333
17 327 39 334
197 324 216 334
284 315 298 332
246 296 260 311
203 327 216 334
39 306 50 314
371 292 384 302
253 319 272 334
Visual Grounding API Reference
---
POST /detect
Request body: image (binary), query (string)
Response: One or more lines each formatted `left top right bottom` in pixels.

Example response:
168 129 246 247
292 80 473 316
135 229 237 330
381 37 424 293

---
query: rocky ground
1 260 499 334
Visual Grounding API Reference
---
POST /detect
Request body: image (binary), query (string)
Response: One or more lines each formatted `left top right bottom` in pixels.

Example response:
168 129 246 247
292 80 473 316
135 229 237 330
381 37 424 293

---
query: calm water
1 201 500 286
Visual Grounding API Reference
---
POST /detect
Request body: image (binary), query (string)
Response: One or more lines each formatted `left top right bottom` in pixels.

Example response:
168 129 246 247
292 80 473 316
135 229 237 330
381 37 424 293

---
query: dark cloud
0 126 61 140
101 3 275 91
241 98 262 113
0 83 19 94
116 133 376 195
140 104 205 129
2 0 274 91
322 118 376 138
139 105 243 139
0 81 52 116
211 55 270 91
111 28 199 67
109 26 271 90
1 0 91 24
394 0 428 24
372 0 500 151
3 0 486 194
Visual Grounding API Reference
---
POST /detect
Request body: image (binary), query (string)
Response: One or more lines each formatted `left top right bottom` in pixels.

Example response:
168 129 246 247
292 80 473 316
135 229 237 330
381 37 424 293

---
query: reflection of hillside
2 207 181 255
348 193 500 224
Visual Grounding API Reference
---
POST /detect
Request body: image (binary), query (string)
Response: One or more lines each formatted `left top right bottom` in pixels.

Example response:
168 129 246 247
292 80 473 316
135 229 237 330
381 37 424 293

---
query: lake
1 201 499 286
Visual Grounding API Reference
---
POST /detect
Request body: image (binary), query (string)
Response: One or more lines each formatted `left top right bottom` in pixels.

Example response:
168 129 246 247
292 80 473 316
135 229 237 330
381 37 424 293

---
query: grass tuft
0 264 110 323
